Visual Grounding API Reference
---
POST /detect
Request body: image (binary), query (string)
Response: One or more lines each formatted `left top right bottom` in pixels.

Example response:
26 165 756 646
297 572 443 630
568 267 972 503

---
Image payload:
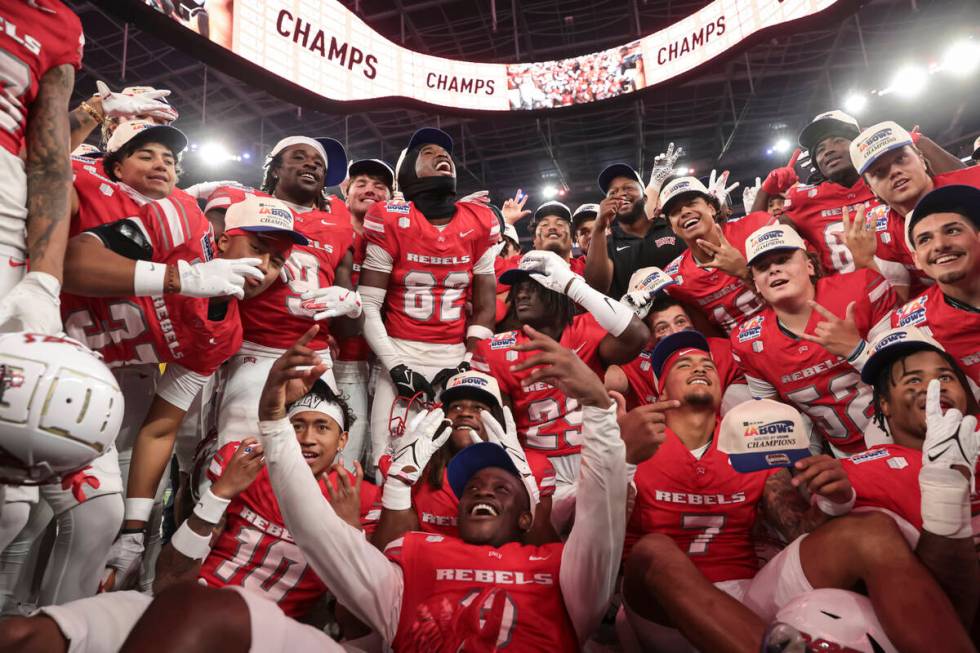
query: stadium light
772 138 792 155
242 152 251 160
889 65 929 98
198 142 244 165
843 92 867 115
541 185 558 199
941 39 980 77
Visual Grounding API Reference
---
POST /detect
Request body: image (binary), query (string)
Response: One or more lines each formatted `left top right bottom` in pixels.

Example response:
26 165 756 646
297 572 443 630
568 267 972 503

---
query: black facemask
398 147 457 220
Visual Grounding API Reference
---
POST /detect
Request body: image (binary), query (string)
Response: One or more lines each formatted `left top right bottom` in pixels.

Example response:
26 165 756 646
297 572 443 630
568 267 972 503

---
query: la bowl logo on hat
257 204 292 228
754 229 783 244
737 315 764 343
457 376 489 388
744 420 794 437
672 180 691 192
873 331 909 353
895 296 928 327
490 332 517 350
860 127 894 153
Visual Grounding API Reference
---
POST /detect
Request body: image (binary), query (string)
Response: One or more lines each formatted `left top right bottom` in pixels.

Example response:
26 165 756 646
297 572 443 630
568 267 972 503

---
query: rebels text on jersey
199 442 378 618
785 177 879 275
626 429 778 583
363 200 499 344
386 533 578 652
374 452 556 537
62 179 240 374
731 269 897 454
891 285 980 388
0 0 83 157
664 211 774 334
472 314 607 456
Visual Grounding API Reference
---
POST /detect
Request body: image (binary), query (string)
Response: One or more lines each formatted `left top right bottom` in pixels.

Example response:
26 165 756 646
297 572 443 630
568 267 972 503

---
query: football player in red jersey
752 110 963 280
0 0 81 336
114 325 626 652
847 327 980 628
620 332 974 653
608 267 750 411
730 224 897 456
659 176 773 334
359 128 500 469
0 382 372 653
851 121 980 299
529 201 586 274
896 185 980 392
371 370 558 549
473 249 647 528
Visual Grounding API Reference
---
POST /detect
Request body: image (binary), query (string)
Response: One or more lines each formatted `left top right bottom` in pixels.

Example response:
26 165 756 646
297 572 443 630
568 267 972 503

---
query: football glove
383 409 451 509
97 81 177 123
0 272 61 334
301 287 363 320
648 142 684 192
389 364 435 401
479 407 540 510
519 250 581 295
431 361 471 392
103 531 145 591
177 258 264 300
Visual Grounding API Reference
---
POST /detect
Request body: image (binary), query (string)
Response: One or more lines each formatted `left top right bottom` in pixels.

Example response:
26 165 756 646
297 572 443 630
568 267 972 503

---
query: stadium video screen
147 0 843 111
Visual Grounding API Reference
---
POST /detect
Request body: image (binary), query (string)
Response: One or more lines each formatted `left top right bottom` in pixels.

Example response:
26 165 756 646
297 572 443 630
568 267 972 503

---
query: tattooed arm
68 92 102 152
759 469 830 542
26 63 74 282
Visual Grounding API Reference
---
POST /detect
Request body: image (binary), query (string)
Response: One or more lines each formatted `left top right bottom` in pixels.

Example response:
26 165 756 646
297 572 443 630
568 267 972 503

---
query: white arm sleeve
745 373 779 399
258 417 403 642
155 364 210 412
472 245 497 276
566 278 634 337
361 285 400 372
362 243 394 274
559 403 627 644
873 256 910 289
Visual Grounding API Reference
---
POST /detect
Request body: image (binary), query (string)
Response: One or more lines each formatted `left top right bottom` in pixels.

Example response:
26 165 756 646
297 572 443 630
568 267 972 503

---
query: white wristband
812 487 856 517
124 497 155 522
192 488 231 524
466 324 494 341
171 521 212 560
133 260 167 296
920 466 972 539
382 479 413 511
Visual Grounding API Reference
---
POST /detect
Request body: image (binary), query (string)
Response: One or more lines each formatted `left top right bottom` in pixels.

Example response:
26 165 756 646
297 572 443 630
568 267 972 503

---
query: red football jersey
663 212 774 334
70 158 146 236
62 181 239 375
785 177 879 275
731 269 897 454
386 532 578 652
363 200 500 344
626 429 777 583
843 444 980 536
337 229 371 362
0 1 83 157
375 452 556 537
891 285 980 387
199 442 378 618
472 314 607 455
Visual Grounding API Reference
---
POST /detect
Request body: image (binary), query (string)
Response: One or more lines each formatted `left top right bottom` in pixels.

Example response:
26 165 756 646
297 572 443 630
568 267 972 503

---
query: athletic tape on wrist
171 522 212 560
124 497 155 522
920 466 972 538
381 478 413 511
813 487 856 517
193 487 231 524
133 260 167 296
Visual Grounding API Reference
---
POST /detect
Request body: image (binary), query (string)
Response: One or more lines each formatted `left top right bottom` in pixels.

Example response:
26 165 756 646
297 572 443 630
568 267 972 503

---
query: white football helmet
0 333 123 484
766 589 897 653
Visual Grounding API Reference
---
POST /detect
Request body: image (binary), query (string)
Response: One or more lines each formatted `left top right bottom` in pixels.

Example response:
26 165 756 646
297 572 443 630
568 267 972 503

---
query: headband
287 393 347 431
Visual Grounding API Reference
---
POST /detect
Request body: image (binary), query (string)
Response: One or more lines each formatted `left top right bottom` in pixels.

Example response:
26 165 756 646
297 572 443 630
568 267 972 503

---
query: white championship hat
439 370 503 410
859 326 945 385
625 266 676 297
718 398 811 473
849 121 914 175
744 224 807 266
659 176 713 215
105 118 187 155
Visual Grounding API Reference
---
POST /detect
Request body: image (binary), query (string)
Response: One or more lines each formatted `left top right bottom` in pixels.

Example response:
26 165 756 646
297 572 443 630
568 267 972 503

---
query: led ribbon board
146 0 847 112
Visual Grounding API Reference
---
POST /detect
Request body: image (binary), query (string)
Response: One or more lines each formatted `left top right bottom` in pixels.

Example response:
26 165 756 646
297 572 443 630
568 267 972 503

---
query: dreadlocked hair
871 350 979 434
261 152 329 211
287 379 357 431
506 279 576 332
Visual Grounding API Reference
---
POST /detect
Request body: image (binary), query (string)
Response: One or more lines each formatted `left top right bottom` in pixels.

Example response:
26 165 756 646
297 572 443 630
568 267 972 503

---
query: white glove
103 532 145 588
183 180 246 201
519 250 581 295
96 81 177 122
742 177 762 213
707 169 740 208
383 409 451 510
479 408 540 510
176 258 263 300
300 287 362 320
0 271 61 334
621 289 655 319
648 142 684 191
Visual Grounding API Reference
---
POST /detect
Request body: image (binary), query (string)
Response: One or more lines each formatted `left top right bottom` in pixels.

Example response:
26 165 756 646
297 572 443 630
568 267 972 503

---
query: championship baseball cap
650 330 711 381
532 200 572 224
267 136 348 187
572 203 600 229
347 158 394 190
798 110 861 153
224 194 309 245
71 143 101 158
859 326 946 385
447 441 524 501
406 127 454 154
659 176 714 216
745 224 807 266
848 121 914 176
904 184 980 251
625 266 676 298
498 250 572 287
105 119 187 155
502 223 520 245
598 163 643 193
439 371 504 412
719 398 810 473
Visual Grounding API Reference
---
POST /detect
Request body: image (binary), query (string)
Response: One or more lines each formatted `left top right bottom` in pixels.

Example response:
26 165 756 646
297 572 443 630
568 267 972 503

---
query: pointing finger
787 148 802 168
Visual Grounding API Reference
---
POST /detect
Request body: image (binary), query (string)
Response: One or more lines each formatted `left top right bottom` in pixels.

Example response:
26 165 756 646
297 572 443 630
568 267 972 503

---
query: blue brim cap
406 127 454 154
906 185 980 248
315 137 349 187
447 441 522 499
729 448 810 473
598 163 643 193
650 330 711 379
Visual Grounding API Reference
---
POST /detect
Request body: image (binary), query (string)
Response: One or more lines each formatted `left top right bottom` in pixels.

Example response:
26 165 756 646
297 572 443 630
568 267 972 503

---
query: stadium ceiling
71 0 979 220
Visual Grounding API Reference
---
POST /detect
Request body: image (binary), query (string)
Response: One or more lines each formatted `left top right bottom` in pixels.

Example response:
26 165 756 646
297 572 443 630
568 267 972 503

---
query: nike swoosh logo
616 245 631 251
460 229 474 237
7 259 26 267
321 220 334 226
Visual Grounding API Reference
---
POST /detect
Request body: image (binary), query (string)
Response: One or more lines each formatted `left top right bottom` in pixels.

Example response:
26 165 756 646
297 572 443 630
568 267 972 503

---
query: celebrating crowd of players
0 2 979 652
